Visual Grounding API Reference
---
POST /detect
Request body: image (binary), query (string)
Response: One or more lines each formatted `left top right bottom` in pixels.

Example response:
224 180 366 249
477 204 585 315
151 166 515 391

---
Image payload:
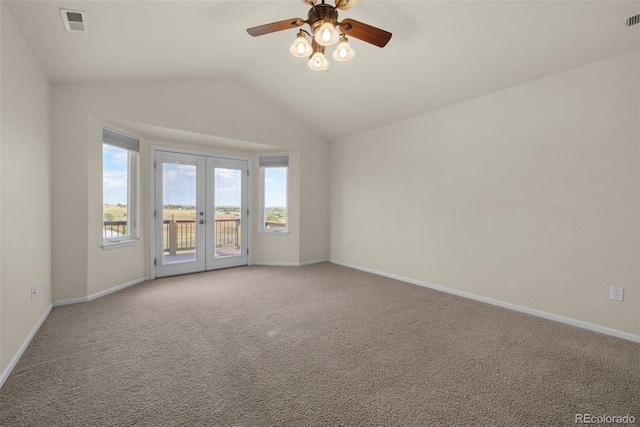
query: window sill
259 231 290 236
102 238 142 250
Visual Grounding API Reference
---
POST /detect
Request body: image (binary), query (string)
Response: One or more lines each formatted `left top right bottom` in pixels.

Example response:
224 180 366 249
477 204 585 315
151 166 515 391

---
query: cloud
103 171 128 204
215 168 241 180
164 164 196 181
104 145 128 165
103 170 127 189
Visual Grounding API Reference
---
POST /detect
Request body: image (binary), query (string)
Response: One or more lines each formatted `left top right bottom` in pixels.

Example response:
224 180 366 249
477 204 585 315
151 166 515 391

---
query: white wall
330 50 640 336
52 80 329 302
0 3 52 373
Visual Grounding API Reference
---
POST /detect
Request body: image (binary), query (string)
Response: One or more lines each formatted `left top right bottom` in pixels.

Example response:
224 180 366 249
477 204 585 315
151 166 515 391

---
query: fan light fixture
332 35 355 61
308 49 329 71
247 0 392 72
314 20 340 46
290 30 313 57
290 31 353 71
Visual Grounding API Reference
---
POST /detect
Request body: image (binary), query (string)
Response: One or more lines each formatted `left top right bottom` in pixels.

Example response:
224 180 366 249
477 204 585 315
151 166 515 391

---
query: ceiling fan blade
247 18 305 37
340 18 392 47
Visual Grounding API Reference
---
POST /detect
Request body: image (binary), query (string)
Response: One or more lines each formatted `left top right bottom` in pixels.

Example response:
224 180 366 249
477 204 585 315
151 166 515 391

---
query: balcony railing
265 221 287 229
104 221 127 237
103 219 248 254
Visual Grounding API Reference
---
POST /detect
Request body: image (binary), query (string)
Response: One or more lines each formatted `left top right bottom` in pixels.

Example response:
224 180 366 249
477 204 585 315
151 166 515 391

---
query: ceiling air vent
624 13 640 28
60 9 87 32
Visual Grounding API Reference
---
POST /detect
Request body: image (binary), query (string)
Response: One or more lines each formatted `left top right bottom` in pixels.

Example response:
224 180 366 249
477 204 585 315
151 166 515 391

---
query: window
103 127 139 245
260 155 288 234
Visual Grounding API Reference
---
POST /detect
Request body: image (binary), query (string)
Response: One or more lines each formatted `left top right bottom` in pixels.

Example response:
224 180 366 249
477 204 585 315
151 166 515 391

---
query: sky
103 146 286 208
263 167 287 208
103 144 128 205
163 163 197 206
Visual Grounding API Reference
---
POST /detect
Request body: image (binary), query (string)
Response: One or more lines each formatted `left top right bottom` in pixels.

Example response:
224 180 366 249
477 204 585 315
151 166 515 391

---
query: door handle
199 220 205 224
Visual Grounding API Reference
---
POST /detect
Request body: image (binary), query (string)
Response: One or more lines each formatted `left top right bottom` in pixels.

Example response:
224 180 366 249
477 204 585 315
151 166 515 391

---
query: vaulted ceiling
5 0 640 141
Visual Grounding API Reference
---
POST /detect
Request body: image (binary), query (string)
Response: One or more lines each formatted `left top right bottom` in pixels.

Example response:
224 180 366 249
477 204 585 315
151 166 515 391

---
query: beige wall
0 3 52 372
52 80 329 301
330 50 640 336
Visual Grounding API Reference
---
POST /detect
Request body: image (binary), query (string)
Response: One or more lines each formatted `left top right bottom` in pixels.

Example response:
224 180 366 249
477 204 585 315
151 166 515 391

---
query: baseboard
0 304 52 390
330 259 640 343
252 258 329 267
52 295 88 306
299 258 330 266
53 276 150 307
252 261 301 267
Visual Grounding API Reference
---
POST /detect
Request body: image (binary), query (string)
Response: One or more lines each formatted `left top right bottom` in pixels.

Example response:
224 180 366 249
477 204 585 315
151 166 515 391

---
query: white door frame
205 157 249 270
154 151 206 277
150 145 252 279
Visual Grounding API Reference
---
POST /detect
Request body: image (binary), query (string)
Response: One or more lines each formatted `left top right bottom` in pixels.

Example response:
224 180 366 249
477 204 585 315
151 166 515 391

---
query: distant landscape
103 204 286 223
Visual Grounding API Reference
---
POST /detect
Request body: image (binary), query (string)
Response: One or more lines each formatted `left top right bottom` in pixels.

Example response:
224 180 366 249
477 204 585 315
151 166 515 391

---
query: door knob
199 220 205 224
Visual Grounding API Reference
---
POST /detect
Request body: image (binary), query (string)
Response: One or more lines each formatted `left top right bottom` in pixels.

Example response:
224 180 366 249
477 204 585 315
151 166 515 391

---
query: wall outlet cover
610 286 624 301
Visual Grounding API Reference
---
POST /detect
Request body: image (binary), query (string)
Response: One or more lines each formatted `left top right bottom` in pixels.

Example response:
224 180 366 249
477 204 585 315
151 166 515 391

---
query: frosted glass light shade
308 51 329 71
332 38 355 61
290 34 312 58
337 0 360 10
314 21 340 46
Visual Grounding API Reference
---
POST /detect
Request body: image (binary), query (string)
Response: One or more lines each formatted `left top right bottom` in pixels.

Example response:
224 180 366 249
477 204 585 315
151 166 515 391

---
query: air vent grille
624 13 640 28
60 9 87 33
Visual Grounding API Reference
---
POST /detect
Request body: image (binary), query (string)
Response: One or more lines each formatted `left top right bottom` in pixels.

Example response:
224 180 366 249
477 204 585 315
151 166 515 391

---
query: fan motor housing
308 4 339 32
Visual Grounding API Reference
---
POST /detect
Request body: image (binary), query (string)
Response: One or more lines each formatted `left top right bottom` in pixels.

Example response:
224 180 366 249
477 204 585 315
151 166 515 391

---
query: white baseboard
330 259 640 343
252 258 329 267
53 276 150 307
300 258 330 266
0 304 52 390
252 261 301 267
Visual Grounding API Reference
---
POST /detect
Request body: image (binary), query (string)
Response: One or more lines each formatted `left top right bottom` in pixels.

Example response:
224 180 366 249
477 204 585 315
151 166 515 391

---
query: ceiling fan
247 0 392 71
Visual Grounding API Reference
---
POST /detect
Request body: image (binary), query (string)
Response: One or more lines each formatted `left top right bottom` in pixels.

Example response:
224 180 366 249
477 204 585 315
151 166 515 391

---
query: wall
52 80 329 302
0 3 52 373
330 50 640 337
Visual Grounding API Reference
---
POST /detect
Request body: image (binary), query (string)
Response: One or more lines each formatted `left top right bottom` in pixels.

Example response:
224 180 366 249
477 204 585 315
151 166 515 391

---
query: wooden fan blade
247 18 305 37
340 18 392 47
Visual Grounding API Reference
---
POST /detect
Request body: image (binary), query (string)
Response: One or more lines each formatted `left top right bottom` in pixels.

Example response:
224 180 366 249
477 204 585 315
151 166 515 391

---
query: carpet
1 263 638 426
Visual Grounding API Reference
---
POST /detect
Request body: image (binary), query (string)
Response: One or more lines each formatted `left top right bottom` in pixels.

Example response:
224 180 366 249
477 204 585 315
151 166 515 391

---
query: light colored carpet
1 263 638 426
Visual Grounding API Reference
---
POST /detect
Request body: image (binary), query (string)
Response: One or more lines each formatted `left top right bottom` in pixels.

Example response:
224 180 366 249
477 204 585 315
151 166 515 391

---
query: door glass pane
214 168 241 258
163 163 197 264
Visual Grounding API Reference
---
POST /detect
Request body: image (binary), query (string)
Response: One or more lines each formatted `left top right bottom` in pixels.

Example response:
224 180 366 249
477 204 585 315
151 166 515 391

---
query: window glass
262 167 287 232
103 143 137 242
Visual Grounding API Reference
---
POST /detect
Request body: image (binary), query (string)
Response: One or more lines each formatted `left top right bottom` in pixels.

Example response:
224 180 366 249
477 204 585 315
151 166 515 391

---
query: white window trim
102 238 142 250
259 165 289 235
102 141 139 248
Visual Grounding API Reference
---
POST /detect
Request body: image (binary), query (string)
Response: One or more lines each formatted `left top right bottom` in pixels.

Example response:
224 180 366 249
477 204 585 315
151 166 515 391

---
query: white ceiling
5 0 640 141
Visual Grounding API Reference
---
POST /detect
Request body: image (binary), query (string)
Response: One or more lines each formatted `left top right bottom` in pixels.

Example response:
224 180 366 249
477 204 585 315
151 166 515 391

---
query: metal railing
103 219 244 254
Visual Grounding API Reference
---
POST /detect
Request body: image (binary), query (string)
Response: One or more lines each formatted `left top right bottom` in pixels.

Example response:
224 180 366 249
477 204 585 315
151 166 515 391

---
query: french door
154 151 248 277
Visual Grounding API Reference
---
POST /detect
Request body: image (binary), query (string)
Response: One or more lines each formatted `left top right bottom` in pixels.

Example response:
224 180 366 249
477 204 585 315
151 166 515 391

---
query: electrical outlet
345 243 352 251
30 284 37 301
610 286 624 301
